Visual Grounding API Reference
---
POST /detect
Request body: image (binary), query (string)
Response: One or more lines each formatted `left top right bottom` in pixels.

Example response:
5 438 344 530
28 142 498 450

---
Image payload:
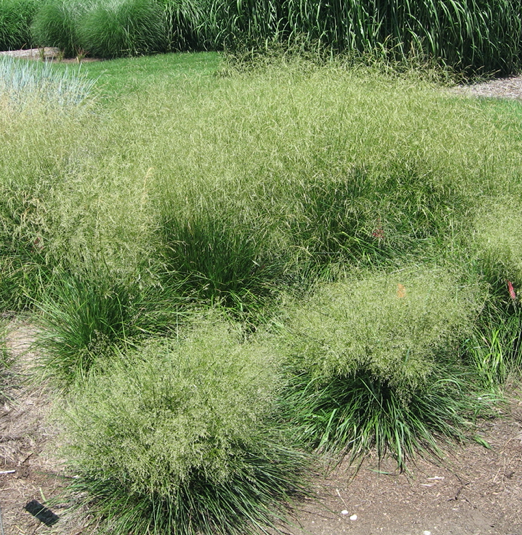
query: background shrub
31 0 88 57
79 0 167 59
192 0 522 75
62 320 308 534
160 0 210 51
0 0 38 51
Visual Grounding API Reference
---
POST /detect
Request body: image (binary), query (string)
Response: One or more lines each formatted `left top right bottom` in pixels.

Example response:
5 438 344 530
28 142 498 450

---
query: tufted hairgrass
473 196 522 291
5 57 518 315
0 319 13 400
0 55 97 311
62 319 309 534
465 301 522 389
2 51 522 479
35 268 187 387
279 265 487 467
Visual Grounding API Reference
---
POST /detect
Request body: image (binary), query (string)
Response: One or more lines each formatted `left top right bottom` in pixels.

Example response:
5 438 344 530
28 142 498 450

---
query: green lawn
53 51 222 98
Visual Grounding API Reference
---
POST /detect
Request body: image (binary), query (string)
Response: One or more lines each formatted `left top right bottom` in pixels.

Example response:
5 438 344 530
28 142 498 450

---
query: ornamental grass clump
465 197 522 388
0 55 97 109
282 266 486 467
31 0 87 57
0 0 38 51
78 0 167 58
62 320 308 535
0 55 96 311
159 196 278 310
0 320 13 399
473 196 522 290
35 269 185 387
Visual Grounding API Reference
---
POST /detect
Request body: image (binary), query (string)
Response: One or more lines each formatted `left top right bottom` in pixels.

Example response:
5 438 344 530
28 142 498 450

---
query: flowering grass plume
280 265 487 466
62 318 309 534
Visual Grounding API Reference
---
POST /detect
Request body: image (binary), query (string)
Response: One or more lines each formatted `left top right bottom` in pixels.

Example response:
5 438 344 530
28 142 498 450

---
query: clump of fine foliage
0 320 13 399
0 0 38 51
63 320 308 535
465 198 522 388
473 196 522 290
35 269 184 387
78 0 167 59
280 266 487 467
3 53 522 481
31 0 87 57
0 55 96 311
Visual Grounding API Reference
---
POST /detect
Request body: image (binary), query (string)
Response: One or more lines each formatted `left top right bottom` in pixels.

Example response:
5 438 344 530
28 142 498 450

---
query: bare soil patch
0 321 87 535
1 321 522 535
288 396 522 535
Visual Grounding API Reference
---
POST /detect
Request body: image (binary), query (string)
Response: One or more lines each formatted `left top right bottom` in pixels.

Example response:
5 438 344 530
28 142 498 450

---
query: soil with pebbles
1 320 522 535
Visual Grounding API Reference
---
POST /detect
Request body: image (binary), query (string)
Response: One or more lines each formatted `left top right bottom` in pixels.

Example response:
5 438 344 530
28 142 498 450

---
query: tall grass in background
62 320 308 535
31 0 88 57
159 0 210 51
204 0 522 74
0 0 38 51
79 0 167 59
20 0 522 73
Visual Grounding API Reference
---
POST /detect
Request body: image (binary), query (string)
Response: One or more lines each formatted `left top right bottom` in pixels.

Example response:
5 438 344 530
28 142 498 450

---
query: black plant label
24 500 59 526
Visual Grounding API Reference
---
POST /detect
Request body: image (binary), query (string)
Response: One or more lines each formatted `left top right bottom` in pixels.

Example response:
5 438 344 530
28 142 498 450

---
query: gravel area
450 75 522 100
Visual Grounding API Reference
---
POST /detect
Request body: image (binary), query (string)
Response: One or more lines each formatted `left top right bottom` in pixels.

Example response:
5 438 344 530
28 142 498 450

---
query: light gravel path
449 75 522 100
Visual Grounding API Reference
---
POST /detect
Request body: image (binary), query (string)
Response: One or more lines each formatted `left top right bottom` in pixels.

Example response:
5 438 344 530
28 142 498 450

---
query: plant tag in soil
24 500 59 526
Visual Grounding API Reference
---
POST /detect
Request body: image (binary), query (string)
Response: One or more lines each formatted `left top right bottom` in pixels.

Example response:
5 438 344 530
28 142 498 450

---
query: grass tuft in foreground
35 269 185 387
62 320 309 534
0 320 13 399
280 265 487 468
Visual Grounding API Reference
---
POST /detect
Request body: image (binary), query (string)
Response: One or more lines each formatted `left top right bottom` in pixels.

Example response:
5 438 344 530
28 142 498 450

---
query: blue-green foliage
0 54 96 106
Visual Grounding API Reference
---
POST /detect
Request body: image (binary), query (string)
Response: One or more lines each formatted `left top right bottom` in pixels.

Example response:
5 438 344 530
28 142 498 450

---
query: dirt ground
1 320 522 535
